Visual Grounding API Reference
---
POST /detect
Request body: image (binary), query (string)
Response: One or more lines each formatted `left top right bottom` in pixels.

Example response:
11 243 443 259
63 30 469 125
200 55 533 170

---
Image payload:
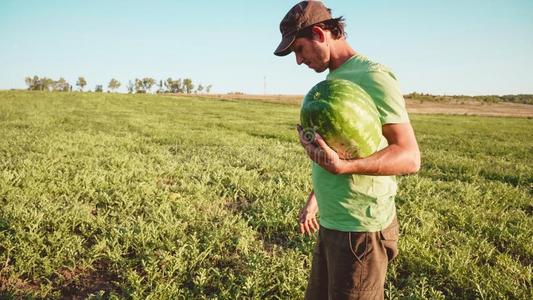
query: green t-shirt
313 54 409 232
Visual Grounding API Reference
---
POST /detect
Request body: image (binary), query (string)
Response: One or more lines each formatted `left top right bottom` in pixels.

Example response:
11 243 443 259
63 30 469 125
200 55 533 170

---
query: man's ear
311 26 326 43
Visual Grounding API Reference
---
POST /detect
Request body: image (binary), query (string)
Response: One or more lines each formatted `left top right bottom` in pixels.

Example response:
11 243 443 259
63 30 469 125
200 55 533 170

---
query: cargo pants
304 216 399 300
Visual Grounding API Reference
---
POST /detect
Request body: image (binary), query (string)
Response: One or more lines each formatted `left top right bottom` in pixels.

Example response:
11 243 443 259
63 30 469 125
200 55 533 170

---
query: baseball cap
274 1 332 56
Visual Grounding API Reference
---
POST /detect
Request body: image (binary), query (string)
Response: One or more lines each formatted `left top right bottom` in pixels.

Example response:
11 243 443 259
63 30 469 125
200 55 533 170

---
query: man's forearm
339 143 420 176
299 123 420 176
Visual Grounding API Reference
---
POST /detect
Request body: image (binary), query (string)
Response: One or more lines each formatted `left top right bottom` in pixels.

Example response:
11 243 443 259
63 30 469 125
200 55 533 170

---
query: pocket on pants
379 218 399 262
339 231 388 294
348 232 369 264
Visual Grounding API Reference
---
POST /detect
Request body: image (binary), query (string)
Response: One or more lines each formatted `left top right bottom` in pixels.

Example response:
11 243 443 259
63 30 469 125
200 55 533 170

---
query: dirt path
405 100 532 117
178 94 533 118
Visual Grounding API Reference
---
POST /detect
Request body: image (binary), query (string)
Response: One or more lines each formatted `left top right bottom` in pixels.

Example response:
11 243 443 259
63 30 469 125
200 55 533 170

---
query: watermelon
300 79 382 159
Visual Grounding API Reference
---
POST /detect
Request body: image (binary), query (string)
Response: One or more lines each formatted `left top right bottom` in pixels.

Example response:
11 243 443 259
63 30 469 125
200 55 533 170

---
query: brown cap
274 1 332 56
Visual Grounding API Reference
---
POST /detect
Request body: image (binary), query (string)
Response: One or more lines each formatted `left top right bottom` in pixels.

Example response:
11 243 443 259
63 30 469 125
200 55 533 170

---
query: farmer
274 1 421 299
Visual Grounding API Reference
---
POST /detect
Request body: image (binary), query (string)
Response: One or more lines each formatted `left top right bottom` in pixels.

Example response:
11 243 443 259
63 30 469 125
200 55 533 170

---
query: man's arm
297 122 421 176
338 122 420 175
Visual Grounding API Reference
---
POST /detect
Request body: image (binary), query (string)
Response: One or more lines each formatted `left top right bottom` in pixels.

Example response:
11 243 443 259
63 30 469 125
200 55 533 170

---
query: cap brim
274 34 295 56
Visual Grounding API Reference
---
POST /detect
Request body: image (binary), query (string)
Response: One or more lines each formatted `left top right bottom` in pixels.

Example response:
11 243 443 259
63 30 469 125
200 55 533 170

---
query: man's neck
328 40 356 71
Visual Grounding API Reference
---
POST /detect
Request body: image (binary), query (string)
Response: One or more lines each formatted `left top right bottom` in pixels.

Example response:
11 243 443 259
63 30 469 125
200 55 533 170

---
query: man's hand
299 191 319 235
297 125 346 174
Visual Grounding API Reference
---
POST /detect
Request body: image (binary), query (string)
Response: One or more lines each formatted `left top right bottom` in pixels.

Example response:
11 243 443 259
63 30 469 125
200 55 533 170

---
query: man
274 1 421 299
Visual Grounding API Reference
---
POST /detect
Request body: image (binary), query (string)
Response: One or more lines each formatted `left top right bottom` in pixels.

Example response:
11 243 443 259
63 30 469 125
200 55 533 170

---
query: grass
0 91 531 299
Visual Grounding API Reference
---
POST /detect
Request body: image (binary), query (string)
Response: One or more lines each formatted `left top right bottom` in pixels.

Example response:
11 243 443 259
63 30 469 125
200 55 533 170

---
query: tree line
406 92 533 105
24 76 212 94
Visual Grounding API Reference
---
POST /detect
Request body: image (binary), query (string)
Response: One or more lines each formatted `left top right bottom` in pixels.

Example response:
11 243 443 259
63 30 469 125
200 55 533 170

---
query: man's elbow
408 151 421 174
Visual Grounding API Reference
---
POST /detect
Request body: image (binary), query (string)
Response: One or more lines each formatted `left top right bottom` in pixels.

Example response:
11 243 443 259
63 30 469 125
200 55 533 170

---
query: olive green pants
305 217 399 300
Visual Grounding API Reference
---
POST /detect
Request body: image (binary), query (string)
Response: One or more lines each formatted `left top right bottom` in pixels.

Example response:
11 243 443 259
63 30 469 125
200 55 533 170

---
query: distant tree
108 78 121 92
31 76 44 90
183 78 194 94
175 78 183 93
142 77 156 93
24 76 34 90
25 76 40 90
95 84 103 92
40 77 54 91
196 84 204 93
164 78 171 93
134 78 145 93
164 78 183 93
164 78 172 93
53 77 70 92
127 80 134 94
24 75 55 91
76 77 87 92
205 84 212 93
156 80 164 93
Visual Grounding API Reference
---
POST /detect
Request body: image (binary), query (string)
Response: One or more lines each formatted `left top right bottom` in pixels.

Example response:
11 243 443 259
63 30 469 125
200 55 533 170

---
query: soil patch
177 94 533 118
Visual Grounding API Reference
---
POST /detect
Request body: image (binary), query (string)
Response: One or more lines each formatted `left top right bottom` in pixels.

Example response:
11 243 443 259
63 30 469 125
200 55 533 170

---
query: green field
0 91 531 299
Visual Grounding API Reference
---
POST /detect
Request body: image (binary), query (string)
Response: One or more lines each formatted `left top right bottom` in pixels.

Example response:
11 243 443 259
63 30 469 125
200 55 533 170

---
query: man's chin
312 67 328 73
307 63 328 73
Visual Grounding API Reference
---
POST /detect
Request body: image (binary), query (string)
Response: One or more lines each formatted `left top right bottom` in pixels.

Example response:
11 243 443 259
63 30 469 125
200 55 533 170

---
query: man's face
291 35 329 73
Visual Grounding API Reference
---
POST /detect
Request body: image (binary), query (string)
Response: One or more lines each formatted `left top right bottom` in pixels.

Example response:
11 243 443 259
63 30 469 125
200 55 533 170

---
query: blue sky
1 0 532 95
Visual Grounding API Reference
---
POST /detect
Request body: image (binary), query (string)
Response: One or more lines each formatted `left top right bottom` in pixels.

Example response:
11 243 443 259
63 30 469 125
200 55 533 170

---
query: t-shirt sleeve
360 70 409 125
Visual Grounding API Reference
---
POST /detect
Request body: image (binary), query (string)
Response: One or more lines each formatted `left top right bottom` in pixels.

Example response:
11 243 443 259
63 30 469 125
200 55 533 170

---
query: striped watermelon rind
300 79 382 159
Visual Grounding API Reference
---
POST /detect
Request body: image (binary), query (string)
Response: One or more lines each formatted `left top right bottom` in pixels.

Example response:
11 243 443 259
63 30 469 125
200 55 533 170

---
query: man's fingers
299 209 319 235
309 218 317 232
314 134 329 150
308 219 316 232
313 217 320 228
302 221 310 234
299 221 320 235
312 218 320 232
296 125 304 140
